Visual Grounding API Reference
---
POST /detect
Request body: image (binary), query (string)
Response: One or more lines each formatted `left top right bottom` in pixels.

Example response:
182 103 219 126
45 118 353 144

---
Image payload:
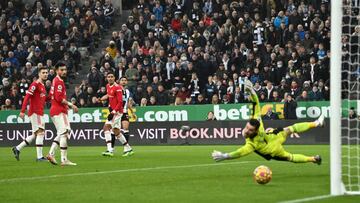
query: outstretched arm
212 143 255 162
244 80 261 119
244 80 264 132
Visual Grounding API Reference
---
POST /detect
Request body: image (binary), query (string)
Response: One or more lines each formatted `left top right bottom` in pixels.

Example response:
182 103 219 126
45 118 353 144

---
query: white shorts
30 113 45 133
105 113 122 129
51 113 71 137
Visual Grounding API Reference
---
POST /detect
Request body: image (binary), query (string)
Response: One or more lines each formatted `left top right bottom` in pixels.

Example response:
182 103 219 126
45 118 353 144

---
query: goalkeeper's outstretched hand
244 79 255 94
212 150 230 162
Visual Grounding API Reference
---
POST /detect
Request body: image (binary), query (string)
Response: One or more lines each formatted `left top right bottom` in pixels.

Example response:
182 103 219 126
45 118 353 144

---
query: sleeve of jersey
54 82 65 103
249 91 265 133
228 143 255 159
114 88 124 113
21 84 36 113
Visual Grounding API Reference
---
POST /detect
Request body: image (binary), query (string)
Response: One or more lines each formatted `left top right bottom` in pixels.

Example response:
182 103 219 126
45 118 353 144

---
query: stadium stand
0 0 332 109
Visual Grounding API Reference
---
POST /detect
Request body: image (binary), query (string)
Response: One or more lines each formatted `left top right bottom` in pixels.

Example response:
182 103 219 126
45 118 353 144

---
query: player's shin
123 129 130 142
289 122 317 134
290 154 314 163
117 134 132 152
104 130 113 152
111 133 116 148
49 135 60 156
16 134 35 151
60 134 68 162
35 132 44 159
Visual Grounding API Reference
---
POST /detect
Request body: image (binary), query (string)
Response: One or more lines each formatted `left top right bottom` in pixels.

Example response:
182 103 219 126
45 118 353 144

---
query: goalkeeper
212 80 323 164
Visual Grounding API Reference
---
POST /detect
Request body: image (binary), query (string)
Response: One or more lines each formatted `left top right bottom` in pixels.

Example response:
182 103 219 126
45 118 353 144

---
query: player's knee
283 127 293 136
103 124 111 131
113 128 120 136
122 121 129 129
36 128 45 135
60 130 69 139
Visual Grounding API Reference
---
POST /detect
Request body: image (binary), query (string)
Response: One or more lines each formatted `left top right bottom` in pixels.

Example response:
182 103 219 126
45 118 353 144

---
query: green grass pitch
0 145 359 203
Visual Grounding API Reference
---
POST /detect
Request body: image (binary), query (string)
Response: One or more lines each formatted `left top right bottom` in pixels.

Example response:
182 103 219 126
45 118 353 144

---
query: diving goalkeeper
212 80 323 164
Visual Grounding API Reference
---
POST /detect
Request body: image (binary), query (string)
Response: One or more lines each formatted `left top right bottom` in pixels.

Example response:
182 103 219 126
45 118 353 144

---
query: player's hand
19 112 25 119
72 105 78 113
212 150 230 162
107 110 116 121
244 80 255 94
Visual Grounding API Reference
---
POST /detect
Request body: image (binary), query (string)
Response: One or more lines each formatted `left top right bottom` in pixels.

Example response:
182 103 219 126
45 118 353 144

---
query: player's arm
212 143 255 162
54 83 78 112
244 80 261 119
100 94 109 101
244 80 265 132
113 88 124 114
20 84 36 118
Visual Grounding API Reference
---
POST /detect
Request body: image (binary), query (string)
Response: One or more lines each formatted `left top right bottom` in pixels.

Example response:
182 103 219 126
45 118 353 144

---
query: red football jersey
20 81 46 116
49 76 68 116
106 83 123 113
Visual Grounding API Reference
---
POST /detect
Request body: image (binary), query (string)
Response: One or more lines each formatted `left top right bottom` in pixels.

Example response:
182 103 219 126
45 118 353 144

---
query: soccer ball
253 165 272 185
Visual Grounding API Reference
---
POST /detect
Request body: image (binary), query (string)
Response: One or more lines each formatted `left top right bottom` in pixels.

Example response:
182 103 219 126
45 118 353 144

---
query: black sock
111 133 116 148
124 131 129 142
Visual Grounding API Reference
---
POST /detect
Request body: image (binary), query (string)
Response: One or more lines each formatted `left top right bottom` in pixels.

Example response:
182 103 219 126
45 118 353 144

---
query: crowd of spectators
0 0 116 110
77 0 339 108
2 0 360 110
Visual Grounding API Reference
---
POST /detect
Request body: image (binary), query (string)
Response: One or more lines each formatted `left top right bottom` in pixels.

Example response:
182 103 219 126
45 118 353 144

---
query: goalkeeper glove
244 79 256 95
212 150 230 162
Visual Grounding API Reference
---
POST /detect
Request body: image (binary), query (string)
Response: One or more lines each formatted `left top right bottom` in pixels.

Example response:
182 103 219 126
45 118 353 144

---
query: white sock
49 135 60 156
16 135 35 151
104 131 113 152
118 134 132 152
35 133 44 159
60 135 68 162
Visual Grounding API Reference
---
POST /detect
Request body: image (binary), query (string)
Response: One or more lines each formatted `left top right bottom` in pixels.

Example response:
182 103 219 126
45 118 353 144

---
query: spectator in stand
284 94 298 119
308 85 324 101
1 99 15 110
195 94 207 105
349 107 357 119
87 66 103 92
262 106 279 120
0 0 334 109
206 111 217 121
156 84 169 105
296 90 310 102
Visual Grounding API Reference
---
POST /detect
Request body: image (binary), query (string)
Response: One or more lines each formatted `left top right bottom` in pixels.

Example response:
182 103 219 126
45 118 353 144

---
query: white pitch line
278 194 333 203
0 161 252 183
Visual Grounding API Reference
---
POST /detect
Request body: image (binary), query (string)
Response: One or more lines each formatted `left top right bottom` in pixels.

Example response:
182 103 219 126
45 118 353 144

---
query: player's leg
12 135 35 161
111 114 130 148
102 123 114 156
110 132 116 149
281 114 325 142
34 114 46 161
34 128 46 161
12 114 38 161
47 116 61 165
273 147 322 165
113 114 133 156
113 128 133 156
121 115 130 142
59 113 76 166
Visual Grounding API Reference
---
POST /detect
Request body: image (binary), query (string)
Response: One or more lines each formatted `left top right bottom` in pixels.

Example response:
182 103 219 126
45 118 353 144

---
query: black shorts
121 113 129 122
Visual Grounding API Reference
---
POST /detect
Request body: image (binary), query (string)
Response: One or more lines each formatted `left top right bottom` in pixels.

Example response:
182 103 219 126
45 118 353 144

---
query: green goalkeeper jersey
229 92 283 159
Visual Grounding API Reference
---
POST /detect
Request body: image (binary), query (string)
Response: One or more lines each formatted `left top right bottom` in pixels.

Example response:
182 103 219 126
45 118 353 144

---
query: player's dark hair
120 76 128 80
55 62 66 70
38 67 48 73
107 71 115 77
249 118 260 130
